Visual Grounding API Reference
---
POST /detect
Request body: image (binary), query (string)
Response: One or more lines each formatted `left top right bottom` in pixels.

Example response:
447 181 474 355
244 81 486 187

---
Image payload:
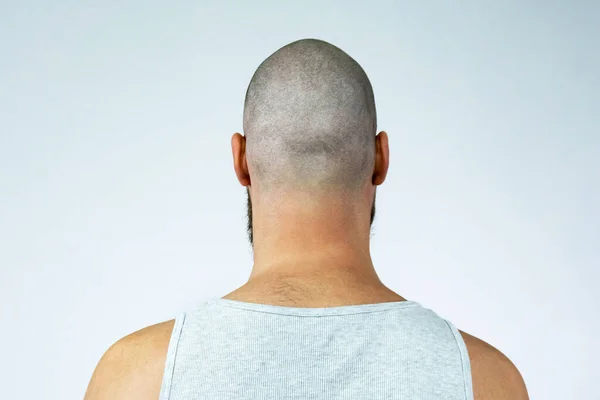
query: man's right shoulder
459 330 529 400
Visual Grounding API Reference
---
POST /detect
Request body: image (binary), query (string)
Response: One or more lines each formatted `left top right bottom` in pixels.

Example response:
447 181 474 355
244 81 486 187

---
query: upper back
160 298 472 400
84 300 528 400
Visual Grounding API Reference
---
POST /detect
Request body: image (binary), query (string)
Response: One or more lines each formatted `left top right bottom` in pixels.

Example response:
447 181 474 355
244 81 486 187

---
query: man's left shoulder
84 320 175 400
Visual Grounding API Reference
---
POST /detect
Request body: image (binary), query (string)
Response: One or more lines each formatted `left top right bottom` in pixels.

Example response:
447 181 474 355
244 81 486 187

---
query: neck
247 190 380 285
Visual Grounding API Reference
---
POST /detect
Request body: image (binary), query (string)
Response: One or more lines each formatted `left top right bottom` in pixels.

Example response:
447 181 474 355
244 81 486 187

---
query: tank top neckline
207 297 421 317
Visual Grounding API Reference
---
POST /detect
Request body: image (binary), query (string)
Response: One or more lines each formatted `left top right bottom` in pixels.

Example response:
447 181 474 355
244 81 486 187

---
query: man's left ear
231 133 251 186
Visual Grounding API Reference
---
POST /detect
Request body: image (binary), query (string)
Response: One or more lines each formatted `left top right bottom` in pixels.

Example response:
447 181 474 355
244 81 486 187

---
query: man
84 39 528 400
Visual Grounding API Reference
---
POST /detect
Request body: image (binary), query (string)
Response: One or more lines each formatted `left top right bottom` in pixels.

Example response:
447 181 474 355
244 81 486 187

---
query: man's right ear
231 133 251 186
372 131 389 186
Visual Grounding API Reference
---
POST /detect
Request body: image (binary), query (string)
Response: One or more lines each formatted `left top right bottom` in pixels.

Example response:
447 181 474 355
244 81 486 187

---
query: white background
1 1 598 399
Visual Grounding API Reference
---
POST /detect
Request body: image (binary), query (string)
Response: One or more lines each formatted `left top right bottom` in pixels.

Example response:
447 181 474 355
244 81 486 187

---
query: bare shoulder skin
460 330 530 400
84 322 528 400
83 320 174 400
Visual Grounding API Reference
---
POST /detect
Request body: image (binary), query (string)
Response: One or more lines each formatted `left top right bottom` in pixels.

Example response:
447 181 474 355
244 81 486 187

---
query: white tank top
159 298 473 400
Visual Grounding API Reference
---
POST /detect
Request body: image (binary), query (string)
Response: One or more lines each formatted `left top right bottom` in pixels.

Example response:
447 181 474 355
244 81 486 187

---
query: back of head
243 39 377 196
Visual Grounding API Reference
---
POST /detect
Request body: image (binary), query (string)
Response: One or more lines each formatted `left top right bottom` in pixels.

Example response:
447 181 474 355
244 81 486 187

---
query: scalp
243 39 377 193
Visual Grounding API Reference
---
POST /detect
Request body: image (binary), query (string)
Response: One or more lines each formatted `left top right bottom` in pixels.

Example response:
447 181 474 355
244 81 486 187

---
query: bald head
243 39 377 195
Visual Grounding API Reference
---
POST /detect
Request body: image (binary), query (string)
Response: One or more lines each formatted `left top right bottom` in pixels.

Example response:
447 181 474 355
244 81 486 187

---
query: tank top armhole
445 320 475 400
158 312 187 400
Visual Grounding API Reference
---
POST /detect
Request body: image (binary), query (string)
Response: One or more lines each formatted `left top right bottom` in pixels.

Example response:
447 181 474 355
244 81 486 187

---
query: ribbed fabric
158 298 473 400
